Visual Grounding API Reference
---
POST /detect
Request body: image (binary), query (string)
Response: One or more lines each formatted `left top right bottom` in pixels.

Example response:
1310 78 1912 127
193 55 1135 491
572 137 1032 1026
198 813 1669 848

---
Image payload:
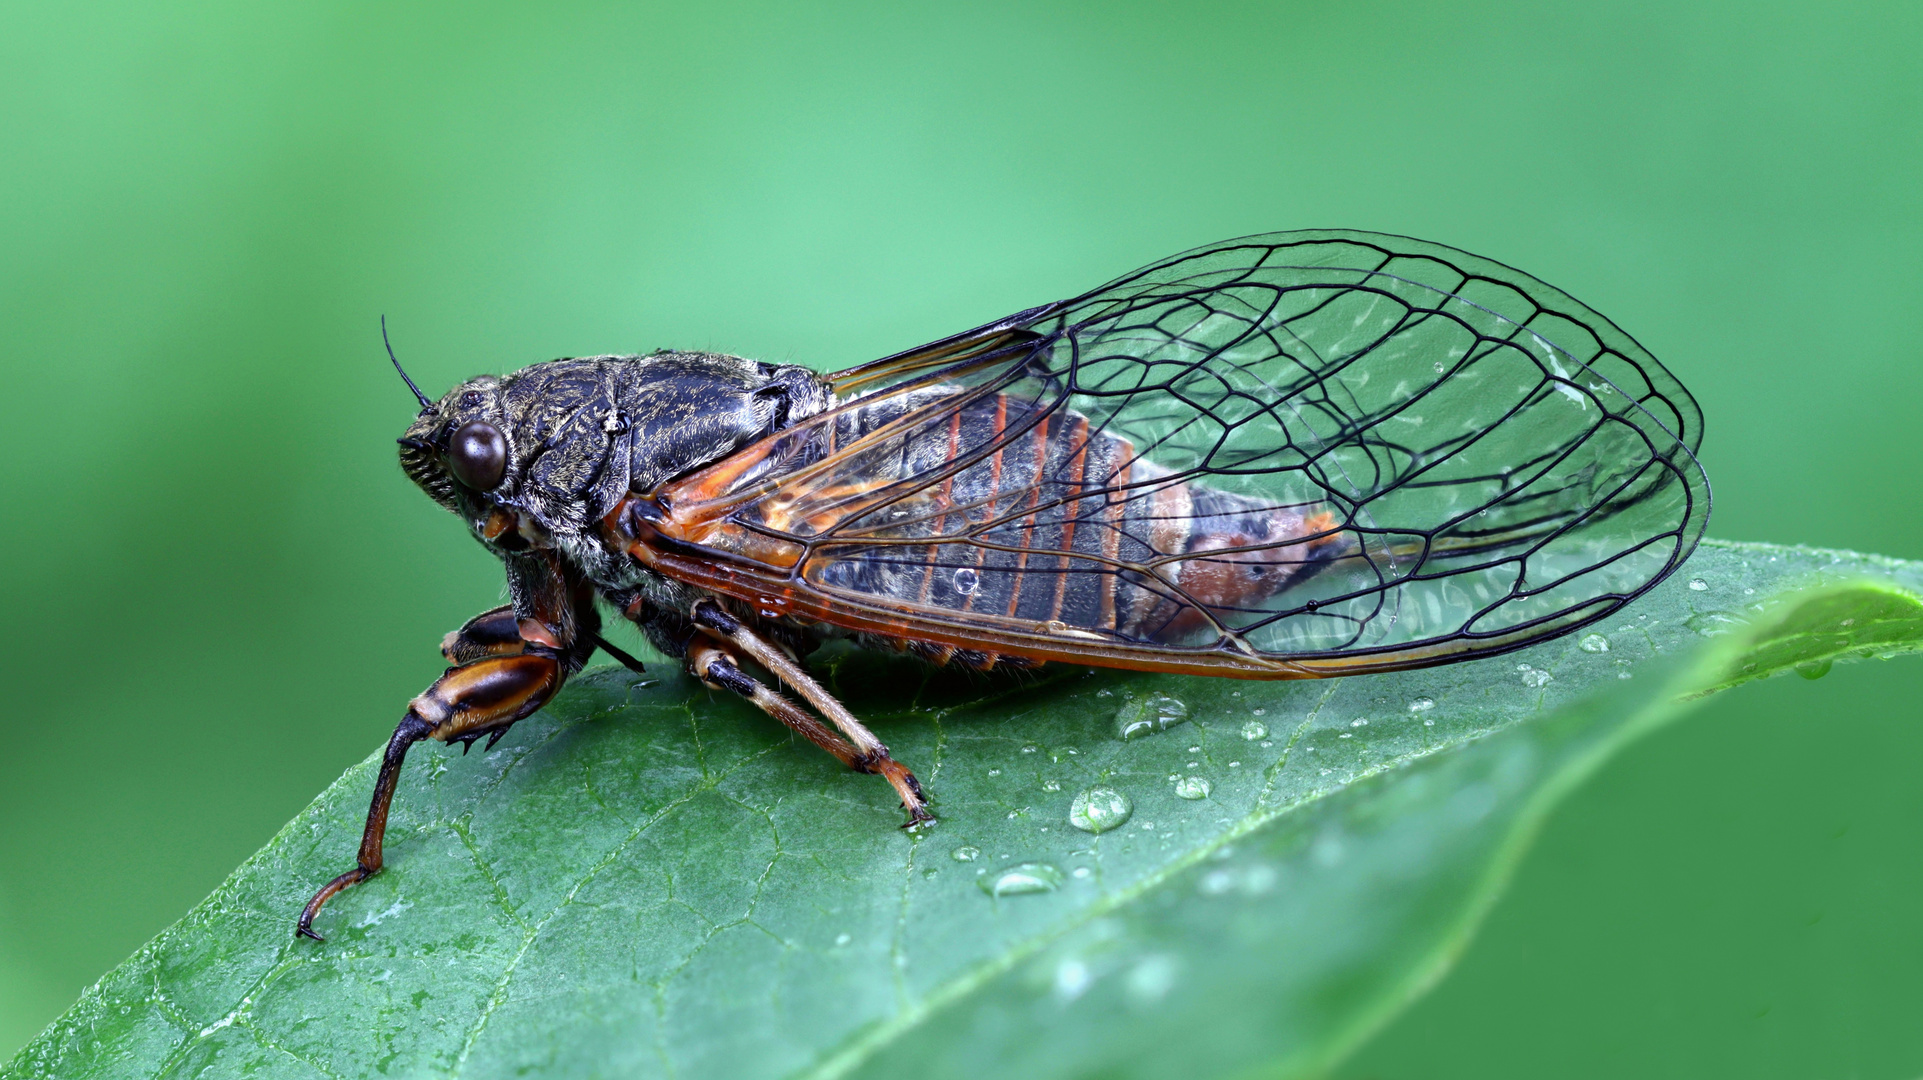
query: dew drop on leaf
1408 697 1436 714
1688 578 1709 591
979 862 1063 897
1241 721 1268 740
951 845 980 862
1795 659 1833 680
1114 692 1189 740
1069 787 1134 833
1579 633 1610 653
1174 776 1212 800
1686 611 1748 637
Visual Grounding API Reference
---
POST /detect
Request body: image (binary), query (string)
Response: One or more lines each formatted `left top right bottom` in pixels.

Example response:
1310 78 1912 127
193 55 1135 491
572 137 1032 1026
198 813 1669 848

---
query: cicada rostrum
298 230 1710 939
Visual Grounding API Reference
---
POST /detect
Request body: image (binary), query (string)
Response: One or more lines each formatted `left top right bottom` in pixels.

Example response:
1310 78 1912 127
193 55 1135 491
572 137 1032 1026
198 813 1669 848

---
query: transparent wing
646 230 1710 677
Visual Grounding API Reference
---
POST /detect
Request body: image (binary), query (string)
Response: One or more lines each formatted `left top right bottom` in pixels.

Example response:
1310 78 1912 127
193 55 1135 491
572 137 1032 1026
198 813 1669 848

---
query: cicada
298 230 1709 938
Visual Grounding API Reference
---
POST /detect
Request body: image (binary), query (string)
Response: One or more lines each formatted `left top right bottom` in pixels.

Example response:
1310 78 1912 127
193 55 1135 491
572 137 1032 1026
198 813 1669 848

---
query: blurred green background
2 1 1919 1073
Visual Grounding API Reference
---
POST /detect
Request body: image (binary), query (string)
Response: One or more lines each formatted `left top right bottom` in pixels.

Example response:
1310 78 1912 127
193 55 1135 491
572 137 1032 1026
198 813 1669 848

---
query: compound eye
447 420 507 491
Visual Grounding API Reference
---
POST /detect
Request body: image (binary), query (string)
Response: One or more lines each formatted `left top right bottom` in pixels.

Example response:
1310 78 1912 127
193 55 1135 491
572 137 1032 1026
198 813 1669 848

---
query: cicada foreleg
688 601 931 826
299 556 595 941
296 646 564 940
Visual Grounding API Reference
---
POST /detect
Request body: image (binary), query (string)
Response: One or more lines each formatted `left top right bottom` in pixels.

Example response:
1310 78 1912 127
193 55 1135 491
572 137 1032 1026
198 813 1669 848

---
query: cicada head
398 378 511 522
396 353 830 550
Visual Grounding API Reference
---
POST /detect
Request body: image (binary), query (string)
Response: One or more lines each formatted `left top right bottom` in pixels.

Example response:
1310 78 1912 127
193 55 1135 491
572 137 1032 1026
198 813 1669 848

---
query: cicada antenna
383 315 436 415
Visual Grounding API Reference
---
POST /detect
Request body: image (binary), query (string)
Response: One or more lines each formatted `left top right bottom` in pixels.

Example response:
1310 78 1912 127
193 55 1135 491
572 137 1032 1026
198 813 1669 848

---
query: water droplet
980 862 1063 897
1042 779 1061 792
1174 776 1212 799
1251 707 1267 716
1408 697 1436 715
1795 659 1833 680
1126 954 1178 1003
1579 632 1610 653
1052 958 1091 1000
1241 720 1268 740
1199 869 1236 895
1350 718 1368 727
951 845 980 862
1260 740 1273 747
1072 866 1091 879
952 567 980 596
1688 578 1709 591
1686 611 1747 637
1020 744 1039 754
1114 692 1189 740
1433 361 1447 374
987 768 1002 777
1228 760 1241 768
1519 666 1553 688
1068 786 1134 833
835 933 851 946
1423 718 1435 726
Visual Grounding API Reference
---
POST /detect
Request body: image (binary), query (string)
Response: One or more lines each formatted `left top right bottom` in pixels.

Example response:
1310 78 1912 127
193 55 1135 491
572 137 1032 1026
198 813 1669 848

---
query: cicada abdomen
827 390 1365 655
659 384 1365 667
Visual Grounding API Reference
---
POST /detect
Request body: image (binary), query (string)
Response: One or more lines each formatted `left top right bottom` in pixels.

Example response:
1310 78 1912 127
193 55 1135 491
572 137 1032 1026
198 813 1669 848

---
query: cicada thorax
614 386 1357 663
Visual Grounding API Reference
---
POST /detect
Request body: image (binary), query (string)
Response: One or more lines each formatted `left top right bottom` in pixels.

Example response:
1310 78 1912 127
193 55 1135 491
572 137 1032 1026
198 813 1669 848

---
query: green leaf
8 540 1921 1080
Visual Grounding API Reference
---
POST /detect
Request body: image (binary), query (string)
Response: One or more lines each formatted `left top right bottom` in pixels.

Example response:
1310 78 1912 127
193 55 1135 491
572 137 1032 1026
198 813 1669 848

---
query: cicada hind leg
680 600 932 826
